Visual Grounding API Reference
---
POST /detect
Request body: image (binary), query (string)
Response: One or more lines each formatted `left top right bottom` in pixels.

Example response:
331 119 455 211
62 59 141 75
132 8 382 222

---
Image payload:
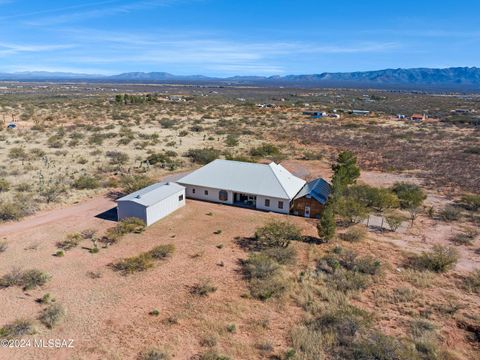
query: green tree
331 151 360 200
317 204 336 241
391 182 426 224
337 196 369 224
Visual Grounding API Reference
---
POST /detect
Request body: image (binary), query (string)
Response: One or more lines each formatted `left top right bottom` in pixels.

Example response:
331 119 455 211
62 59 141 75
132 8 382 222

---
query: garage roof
177 159 306 199
117 182 185 207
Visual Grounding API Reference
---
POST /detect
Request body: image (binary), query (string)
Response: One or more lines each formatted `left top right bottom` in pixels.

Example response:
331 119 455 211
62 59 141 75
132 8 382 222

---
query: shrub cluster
111 244 174 275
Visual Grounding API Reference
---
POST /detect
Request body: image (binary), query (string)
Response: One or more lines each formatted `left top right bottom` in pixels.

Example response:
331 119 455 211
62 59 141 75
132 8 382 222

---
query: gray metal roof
294 178 331 204
177 159 306 199
116 182 185 207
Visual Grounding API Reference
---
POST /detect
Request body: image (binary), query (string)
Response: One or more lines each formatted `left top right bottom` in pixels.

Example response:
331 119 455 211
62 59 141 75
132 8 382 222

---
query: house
411 113 426 121
116 182 185 226
350 110 370 116
291 178 331 218
303 111 327 119
397 114 406 119
177 159 306 214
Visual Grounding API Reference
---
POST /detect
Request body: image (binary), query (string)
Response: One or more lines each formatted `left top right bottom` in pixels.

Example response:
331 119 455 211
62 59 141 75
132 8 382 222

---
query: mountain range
1 67 480 90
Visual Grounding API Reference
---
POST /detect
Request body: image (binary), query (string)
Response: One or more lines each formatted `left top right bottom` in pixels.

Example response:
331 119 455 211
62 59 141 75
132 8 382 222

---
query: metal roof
116 182 185 207
177 159 306 200
294 178 331 204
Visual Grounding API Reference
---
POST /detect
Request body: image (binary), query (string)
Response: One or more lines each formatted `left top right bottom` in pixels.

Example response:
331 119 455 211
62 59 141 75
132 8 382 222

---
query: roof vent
135 195 141 199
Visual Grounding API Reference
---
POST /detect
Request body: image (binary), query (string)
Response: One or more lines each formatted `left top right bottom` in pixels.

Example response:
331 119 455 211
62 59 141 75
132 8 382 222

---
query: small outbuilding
116 182 185 226
291 178 331 218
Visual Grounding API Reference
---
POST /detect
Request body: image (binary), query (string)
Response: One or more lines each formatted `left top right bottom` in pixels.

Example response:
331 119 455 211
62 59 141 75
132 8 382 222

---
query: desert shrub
0 319 35 338
159 118 176 128
439 205 462 222
56 233 83 251
226 323 236 333
307 305 371 346
190 279 217 297
200 334 217 347
464 269 480 294
0 240 7 253
73 175 99 190
15 182 32 192
20 269 51 290
47 135 64 148
0 178 10 192
450 228 478 246
39 303 65 329
185 147 221 164
0 268 50 290
198 350 231 360
248 274 289 301
116 217 146 235
341 225 367 242
225 134 239 147
244 253 281 280
147 153 173 166
112 253 154 275
0 201 24 221
460 194 480 211
106 151 129 165
9 147 28 160
411 245 459 273
148 244 175 259
384 212 407 232
352 332 419 360
400 269 435 288
138 348 171 360
261 246 297 265
249 143 281 157
355 256 382 275
120 174 155 193
324 269 370 293
290 325 325 359
254 220 302 249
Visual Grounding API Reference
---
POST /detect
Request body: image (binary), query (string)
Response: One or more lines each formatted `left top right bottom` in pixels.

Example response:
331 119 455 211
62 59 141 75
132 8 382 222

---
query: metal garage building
116 182 185 226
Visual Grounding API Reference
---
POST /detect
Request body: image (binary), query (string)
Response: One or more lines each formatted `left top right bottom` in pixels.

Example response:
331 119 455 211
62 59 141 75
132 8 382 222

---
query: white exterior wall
117 202 147 223
256 195 290 214
182 185 233 205
181 183 290 214
145 188 185 226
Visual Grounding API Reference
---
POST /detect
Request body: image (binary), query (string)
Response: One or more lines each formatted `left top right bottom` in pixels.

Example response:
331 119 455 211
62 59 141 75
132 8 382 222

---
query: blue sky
0 0 479 76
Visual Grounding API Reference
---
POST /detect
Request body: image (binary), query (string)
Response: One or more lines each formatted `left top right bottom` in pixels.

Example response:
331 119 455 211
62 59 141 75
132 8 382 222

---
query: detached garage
116 182 185 226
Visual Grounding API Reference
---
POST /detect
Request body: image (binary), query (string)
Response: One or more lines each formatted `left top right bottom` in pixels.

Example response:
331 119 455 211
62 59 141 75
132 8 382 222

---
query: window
278 201 284 209
178 194 184 201
219 190 228 201
192 188 196 194
264 199 270 207
204 190 209 195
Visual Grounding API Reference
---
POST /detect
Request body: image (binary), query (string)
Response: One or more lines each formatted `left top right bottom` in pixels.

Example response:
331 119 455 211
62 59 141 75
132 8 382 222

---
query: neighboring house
117 182 185 226
411 113 426 121
177 159 306 214
291 178 331 218
350 110 370 116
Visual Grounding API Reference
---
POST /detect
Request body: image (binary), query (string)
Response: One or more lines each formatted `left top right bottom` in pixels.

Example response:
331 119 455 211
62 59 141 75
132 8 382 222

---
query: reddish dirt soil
0 199 314 360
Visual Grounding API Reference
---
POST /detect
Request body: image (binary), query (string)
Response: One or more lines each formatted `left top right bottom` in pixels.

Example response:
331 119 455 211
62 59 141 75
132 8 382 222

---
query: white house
116 182 185 226
177 159 306 214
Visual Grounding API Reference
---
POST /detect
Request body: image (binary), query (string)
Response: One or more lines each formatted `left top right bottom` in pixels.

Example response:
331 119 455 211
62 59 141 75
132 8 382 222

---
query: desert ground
0 84 479 359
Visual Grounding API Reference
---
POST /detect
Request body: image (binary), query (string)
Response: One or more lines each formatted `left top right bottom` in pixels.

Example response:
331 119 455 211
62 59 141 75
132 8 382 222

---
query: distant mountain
0 71 104 80
1 67 479 89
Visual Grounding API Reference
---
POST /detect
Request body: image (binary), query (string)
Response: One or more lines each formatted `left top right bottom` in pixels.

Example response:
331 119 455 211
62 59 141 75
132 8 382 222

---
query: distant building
411 114 426 121
350 110 370 116
397 114 406 119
